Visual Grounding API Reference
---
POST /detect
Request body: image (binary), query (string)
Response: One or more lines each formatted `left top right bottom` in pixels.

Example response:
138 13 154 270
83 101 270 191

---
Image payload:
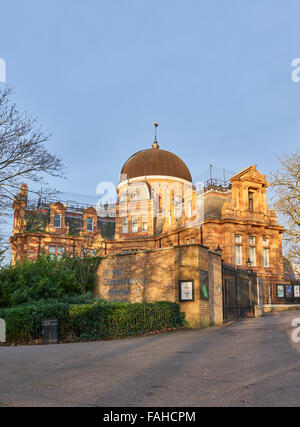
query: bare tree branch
270 149 300 268
0 86 65 217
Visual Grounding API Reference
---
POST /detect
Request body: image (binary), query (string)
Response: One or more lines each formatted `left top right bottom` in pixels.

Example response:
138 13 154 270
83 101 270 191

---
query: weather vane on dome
153 121 159 149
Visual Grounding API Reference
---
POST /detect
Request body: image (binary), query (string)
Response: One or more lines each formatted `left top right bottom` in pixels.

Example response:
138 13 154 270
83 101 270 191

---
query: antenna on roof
152 121 159 149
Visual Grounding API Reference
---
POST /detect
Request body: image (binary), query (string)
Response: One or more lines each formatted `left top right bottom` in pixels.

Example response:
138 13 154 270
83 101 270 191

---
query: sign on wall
277 285 285 298
286 285 293 298
294 285 300 298
179 280 194 302
200 270 209 299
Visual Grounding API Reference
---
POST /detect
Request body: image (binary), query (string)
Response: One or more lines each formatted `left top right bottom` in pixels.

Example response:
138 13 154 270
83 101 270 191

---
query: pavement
1 311 300 407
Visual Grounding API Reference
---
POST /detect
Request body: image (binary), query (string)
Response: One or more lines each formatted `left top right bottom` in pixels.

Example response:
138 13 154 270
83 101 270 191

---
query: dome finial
152 121 159 149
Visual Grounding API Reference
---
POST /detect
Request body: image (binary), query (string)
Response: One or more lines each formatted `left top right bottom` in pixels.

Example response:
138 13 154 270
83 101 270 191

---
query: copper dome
120 143 192 183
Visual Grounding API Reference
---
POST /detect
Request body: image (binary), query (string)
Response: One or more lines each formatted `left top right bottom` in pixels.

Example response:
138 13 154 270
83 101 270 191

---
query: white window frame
234 234 242 244
87 217 94 232
263 247 270 267
57 246 64 260
263 237 269 247
249 236 256 266
132 216 138 233
235 244 242 266
122 217 128 233
249 236 256 245
142 216 148 232
54 214 61 228
49 246 56 259
234 235 242 266
249 245 256 267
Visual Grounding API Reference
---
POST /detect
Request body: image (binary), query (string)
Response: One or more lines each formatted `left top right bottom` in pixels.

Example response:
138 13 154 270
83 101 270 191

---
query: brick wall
95 244 223 328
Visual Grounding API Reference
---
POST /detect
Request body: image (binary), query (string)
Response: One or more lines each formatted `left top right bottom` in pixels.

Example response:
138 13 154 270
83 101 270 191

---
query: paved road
1 311 300 407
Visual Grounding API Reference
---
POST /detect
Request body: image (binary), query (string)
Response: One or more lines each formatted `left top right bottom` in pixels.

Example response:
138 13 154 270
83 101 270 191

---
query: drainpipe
200 225 203 245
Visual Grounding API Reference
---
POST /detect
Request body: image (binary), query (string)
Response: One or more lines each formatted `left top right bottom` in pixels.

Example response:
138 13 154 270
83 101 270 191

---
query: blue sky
1 0 300 201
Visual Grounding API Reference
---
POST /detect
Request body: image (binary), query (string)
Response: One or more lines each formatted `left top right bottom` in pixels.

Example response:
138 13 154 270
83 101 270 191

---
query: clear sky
1 0 300 200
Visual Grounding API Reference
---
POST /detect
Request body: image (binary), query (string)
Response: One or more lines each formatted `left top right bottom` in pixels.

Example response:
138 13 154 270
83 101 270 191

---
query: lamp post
246 258 252 273
246 258 254 317
215 244 223 255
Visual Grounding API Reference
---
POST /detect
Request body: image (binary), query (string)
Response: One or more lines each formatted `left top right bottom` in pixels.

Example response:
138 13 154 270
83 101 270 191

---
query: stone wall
94 244 223 329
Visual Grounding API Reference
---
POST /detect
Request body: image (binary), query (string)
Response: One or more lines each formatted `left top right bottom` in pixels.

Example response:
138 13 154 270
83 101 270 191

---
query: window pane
263 238 269 247
122 217 128 233
87 218 93 231
142 216 148 232
49 246 56 259
235 245 242 265
248 192 254 211
249 236 255 245
263 248 269 267
54 214 61 228
235 235 241 243
132 217 138 233
249 246 256 266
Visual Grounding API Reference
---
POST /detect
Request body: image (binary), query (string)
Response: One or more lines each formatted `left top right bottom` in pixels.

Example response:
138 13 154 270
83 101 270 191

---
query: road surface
1 311 300 407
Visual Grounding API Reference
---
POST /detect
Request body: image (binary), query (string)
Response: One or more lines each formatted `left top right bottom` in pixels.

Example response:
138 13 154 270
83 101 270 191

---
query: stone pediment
84 206 97 216
230 165 268 187
50 201 66 211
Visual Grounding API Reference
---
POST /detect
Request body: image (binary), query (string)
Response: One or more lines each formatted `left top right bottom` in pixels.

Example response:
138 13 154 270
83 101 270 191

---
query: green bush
0 300 184 344
0 255 99 308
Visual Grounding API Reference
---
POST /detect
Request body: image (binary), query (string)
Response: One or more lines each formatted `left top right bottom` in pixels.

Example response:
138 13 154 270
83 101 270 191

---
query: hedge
0 301 184 344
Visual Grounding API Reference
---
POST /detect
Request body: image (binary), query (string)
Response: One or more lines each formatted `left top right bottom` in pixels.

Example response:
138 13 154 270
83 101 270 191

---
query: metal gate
223 265 257 323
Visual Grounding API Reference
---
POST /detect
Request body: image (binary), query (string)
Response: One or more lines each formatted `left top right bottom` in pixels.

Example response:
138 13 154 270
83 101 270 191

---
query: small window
191 237 195 244
142 216 148 232
235 235 242 244
248 191 254 212
249 246 256 266
87 218 93 232
186 239 190 245
235 245 242 266
49 246 56 259
263 237 269 247
57 247 64 260
122 217 128 233
249 236 255 245
54 214 61 228
132 216 138 233
263 248 270 267
168 211 172 225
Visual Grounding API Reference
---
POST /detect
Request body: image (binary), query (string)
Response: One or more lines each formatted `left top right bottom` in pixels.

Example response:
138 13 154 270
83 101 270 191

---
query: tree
65 235 102 294
0 86 64 218
270 149 300 269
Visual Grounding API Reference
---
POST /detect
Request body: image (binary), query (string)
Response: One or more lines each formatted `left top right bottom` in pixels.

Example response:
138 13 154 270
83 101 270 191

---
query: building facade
10 138 295 306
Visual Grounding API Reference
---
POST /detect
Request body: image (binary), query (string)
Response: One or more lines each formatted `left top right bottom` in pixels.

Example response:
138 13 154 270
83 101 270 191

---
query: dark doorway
223 265 257 323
